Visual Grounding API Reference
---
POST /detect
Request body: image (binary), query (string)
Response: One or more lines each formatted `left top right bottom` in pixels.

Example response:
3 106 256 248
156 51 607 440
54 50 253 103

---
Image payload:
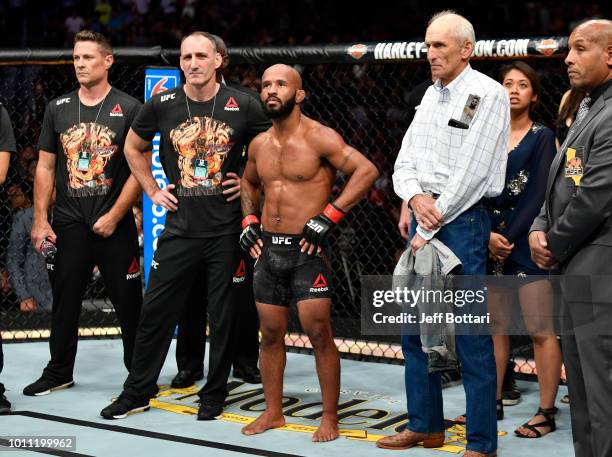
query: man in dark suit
171 34 264 389
529 19 612 457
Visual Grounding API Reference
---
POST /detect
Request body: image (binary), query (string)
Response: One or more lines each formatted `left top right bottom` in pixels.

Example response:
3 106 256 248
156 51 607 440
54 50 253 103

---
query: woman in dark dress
487 61 561 438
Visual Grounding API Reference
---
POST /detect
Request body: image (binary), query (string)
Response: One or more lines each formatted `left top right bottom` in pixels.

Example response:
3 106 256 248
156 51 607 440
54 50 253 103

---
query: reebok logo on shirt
224 97 239 111
110 104 123 117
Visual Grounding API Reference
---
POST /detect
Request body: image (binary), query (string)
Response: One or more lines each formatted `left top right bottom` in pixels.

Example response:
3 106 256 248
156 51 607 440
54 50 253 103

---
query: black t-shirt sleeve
246 96 272 141
126 99 143 129
130 98 158 143
0 106 17 153
38 103 58 153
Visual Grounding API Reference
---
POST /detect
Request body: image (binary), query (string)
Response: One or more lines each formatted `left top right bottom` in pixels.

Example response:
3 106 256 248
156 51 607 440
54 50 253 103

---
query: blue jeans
404 205 497 454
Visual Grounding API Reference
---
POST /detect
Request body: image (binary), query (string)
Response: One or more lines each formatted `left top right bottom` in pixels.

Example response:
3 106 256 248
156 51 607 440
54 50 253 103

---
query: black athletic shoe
197 400 223 420
23 377 74 396
100 395 150 420
171 370 204 389
0 394 11 414
502 361 521 406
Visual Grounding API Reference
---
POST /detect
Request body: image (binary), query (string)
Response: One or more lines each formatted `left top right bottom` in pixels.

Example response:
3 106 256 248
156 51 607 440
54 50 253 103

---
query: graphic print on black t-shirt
37 87 141 225
60 122 118 197
170 116 234 196
130 84 271 237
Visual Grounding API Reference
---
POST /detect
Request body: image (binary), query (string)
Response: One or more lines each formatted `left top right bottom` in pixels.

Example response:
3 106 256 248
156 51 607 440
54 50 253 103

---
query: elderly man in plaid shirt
377 10 509 457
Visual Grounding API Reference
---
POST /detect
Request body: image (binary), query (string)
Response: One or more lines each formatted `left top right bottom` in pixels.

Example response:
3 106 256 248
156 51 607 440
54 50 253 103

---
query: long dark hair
557 88 586 126
499 61 542 118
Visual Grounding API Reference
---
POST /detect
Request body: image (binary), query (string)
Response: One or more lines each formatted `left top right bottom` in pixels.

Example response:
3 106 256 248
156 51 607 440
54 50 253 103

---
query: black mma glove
240 214 262 252
301 203 346 250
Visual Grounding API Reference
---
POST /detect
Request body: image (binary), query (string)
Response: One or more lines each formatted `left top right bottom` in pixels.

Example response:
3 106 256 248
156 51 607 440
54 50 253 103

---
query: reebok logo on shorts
233 259 246 283
126 257 141 280
310 273 329 292
224 97 239 111
110 104 123 116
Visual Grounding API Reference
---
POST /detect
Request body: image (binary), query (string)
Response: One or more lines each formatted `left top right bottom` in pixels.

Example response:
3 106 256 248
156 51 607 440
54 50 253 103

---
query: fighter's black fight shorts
253 231 333 307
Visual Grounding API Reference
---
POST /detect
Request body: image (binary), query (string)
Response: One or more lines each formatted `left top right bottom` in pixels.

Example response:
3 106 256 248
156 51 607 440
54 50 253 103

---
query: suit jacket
531 81 612 301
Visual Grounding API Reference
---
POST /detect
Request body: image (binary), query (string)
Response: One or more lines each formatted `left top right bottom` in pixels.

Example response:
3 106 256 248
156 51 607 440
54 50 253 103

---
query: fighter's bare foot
312 416 339 442
241 411 285 435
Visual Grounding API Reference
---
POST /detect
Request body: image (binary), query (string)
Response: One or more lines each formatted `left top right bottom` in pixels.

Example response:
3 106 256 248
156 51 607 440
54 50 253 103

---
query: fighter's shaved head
262 64 303 90
573 19 612 48
260 64 305 120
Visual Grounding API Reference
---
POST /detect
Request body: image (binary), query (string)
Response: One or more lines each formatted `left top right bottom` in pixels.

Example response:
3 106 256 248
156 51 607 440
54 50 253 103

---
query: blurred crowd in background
0 0 609 313
0 0 609 48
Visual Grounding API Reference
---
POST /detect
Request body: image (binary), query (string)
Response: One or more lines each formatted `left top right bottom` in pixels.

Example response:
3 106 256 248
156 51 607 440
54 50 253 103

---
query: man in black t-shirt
0 103 16 413
171 34 265 390
24 31 143 396
101 31 270 420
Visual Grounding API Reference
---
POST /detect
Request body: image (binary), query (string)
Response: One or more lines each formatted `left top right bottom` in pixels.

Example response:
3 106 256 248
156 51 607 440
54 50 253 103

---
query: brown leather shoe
463 451 497 457
376 429 445 450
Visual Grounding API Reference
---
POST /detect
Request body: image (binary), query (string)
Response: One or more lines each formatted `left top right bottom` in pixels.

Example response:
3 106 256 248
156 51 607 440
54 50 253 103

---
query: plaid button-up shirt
393 64 510 240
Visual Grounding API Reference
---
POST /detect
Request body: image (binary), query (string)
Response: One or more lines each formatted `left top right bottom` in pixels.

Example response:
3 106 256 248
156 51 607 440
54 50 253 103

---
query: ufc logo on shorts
56 97 71 105
160 93 176 102
272 236 292 245
306 220 324 233
151 260 159 270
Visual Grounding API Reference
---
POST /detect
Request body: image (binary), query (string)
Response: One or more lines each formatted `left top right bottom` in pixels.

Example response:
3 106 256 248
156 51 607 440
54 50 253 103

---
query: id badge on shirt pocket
194 158 208 178
565 146 584 186
460 94 481 125
77 151 91 171
448 94 481 130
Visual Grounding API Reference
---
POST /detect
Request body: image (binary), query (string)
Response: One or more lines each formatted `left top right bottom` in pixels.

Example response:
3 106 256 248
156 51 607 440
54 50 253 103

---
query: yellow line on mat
149 399 467 452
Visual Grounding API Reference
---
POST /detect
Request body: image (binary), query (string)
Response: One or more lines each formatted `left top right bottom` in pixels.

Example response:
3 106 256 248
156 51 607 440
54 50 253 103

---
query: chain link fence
0 47 570 377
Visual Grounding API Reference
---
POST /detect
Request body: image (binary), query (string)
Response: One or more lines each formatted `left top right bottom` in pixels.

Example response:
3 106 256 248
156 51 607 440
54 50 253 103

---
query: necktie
573 96 592 129
560 95 591 152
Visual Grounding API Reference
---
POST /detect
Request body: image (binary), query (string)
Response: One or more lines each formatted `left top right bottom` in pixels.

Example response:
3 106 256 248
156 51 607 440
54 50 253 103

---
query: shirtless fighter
240 64 378 442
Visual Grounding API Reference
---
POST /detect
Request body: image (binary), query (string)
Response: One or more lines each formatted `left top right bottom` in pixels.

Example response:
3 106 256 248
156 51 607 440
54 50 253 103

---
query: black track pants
175 252 259 374
42 216 142 382
123 231 244 404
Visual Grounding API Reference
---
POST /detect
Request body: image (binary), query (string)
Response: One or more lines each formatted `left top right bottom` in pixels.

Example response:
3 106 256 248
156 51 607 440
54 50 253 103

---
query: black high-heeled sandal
452 400 503 424
514 406 558 438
